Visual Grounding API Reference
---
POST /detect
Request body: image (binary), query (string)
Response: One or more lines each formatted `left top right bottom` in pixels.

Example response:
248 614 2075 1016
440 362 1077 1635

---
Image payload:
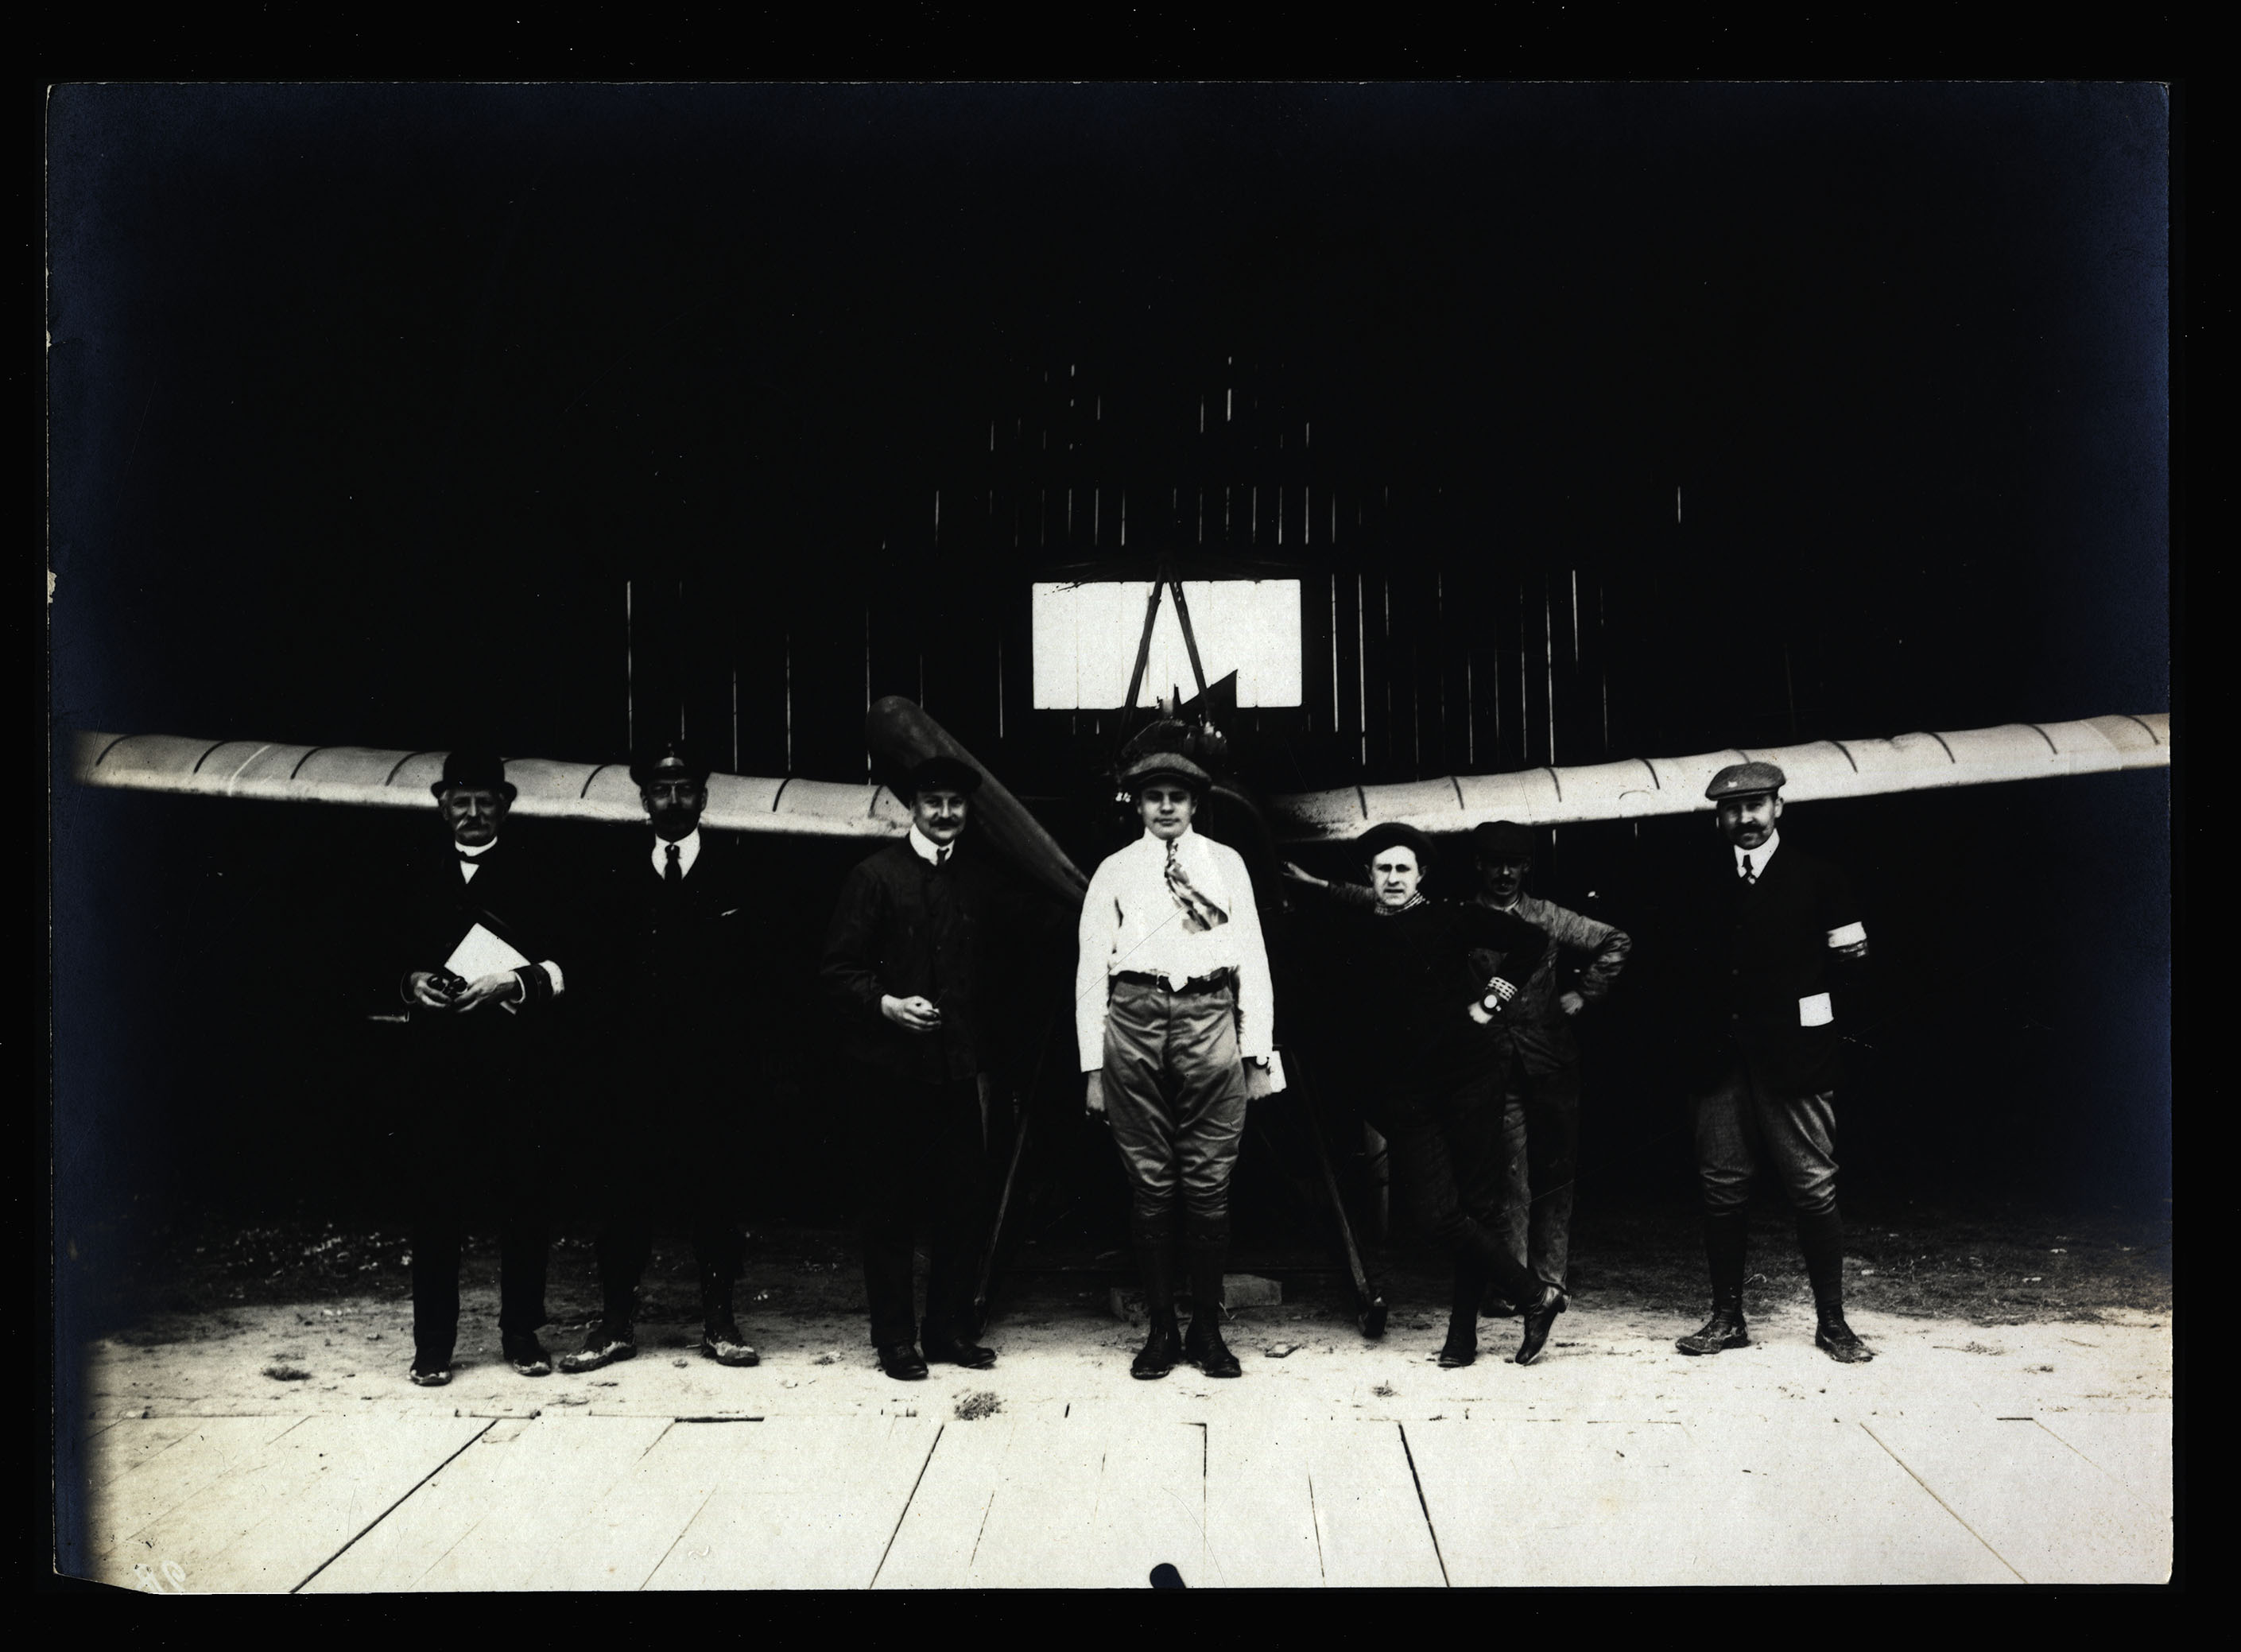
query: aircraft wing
65 733 912 837
1263 713 2171 841
65 710 2169 848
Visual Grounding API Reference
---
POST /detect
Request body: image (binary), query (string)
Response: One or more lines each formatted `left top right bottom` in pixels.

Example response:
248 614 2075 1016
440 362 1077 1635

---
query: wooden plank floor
2033 1411 2174 1516
1863 1414 2171 1584
645 1416 939 1590
304 1414 672 1592
81 1402 2173 1590
874 1403 1208 1589
1409 1417 2014 1586
94 1415 487 1593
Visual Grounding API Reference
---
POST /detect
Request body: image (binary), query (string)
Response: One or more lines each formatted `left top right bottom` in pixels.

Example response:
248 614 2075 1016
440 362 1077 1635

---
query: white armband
1825 921 1866 948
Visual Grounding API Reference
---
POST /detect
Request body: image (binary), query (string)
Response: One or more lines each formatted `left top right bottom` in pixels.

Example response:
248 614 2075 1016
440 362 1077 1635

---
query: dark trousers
409 1180 549 1362
1384 1061 1545 1310
399 1030 551 1363
1495 1061 1582 1287
850 1061 987 1348
591 1172 744 1325
587 1062 746 1322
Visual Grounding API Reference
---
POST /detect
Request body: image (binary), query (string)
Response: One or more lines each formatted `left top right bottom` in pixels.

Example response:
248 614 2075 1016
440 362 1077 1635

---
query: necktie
665 843 682 886
1164 839 1228 933
1739 854 1755 886
936 844 952 867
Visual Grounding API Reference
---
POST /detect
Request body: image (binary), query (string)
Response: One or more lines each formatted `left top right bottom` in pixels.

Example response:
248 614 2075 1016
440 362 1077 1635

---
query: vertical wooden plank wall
599 351 1630 791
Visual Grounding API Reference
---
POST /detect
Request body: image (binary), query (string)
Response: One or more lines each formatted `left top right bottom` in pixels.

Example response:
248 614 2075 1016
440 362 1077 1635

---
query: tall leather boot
1798 1206 1874 1363
1440 1255 1484 1368
1182 1213 1241 1378
1130 1214 1181 1380
1676 1208 1751 1355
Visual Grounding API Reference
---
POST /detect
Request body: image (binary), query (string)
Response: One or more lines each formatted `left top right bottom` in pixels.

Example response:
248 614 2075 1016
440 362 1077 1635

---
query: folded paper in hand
1243 1051 1289 1099
447 923 531 982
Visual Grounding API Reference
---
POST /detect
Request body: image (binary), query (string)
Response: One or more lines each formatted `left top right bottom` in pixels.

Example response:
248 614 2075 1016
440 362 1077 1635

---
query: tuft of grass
262 1363 312 1381
954 1390 1002 1421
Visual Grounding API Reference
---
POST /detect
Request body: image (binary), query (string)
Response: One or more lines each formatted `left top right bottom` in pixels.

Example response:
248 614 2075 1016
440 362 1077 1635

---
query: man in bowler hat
388 749 571 1385
821 755 1025 1380
561 740 760 1375
1675 762 1875 1363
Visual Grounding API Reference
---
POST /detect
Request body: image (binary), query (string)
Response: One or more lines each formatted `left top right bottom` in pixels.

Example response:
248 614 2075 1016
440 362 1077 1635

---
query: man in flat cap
822 754 1026 1379
561 740 761 1375
386 749 571 1386
1676 762 1875 1363
1468 820 1632 1307
1077 750 1276 1381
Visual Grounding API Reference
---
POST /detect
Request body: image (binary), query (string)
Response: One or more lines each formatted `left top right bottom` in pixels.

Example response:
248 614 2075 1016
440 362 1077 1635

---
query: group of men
386 738 1877 1389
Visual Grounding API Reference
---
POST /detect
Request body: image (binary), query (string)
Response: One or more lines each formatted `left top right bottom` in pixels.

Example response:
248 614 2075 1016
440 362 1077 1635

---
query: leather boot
700 1266 758 1367
1798 1207 1875 1363
1440 1256 1483 1367
1130 1216 1181 1380
1514 1281 1568 1365
1676 1208 1751 1355
923 1317 997 1370
1182 1217 1241 1378
559 1285 638 1375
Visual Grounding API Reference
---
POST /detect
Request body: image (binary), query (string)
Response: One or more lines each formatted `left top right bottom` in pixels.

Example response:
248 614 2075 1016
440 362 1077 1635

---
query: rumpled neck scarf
1163 837 1230 933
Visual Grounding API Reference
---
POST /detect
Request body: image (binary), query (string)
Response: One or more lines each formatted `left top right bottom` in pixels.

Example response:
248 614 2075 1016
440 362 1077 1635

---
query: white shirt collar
1141 824 1196 850
653 828 703 879
908 824 956 866
1733 830 1782 876
456 837 496 859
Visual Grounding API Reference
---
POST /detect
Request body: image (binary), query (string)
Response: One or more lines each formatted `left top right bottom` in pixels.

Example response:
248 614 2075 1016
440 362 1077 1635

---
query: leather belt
1115 968 1235 995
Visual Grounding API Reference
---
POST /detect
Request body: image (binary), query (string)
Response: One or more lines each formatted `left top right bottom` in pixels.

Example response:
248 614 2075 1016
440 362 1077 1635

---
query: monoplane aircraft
64 567 2172 1336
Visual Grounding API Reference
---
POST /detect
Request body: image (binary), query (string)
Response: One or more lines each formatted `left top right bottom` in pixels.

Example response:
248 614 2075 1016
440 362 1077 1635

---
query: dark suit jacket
380 828 575 1169
589 832 755 1072
386 830 572 1026
1677 840 1866 1096
821 838 1041 1084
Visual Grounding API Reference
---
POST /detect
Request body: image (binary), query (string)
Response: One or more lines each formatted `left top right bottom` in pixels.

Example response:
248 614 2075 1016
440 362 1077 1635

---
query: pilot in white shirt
1076 750 1273 1384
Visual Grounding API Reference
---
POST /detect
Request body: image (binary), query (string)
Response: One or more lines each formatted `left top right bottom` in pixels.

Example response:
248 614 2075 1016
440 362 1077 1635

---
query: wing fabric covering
68 712 2168 845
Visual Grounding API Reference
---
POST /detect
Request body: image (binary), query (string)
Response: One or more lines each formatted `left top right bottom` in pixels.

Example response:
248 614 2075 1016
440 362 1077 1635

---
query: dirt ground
80 1195 2170 1368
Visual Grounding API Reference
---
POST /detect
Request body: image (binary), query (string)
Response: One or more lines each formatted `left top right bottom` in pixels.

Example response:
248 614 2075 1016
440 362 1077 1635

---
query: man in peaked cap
822 753 1043 1380
1466 819 1632 1309
386 748 572 1386
562 739 762 1375
1077 749 1276 1382
1674 761 1876 1363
